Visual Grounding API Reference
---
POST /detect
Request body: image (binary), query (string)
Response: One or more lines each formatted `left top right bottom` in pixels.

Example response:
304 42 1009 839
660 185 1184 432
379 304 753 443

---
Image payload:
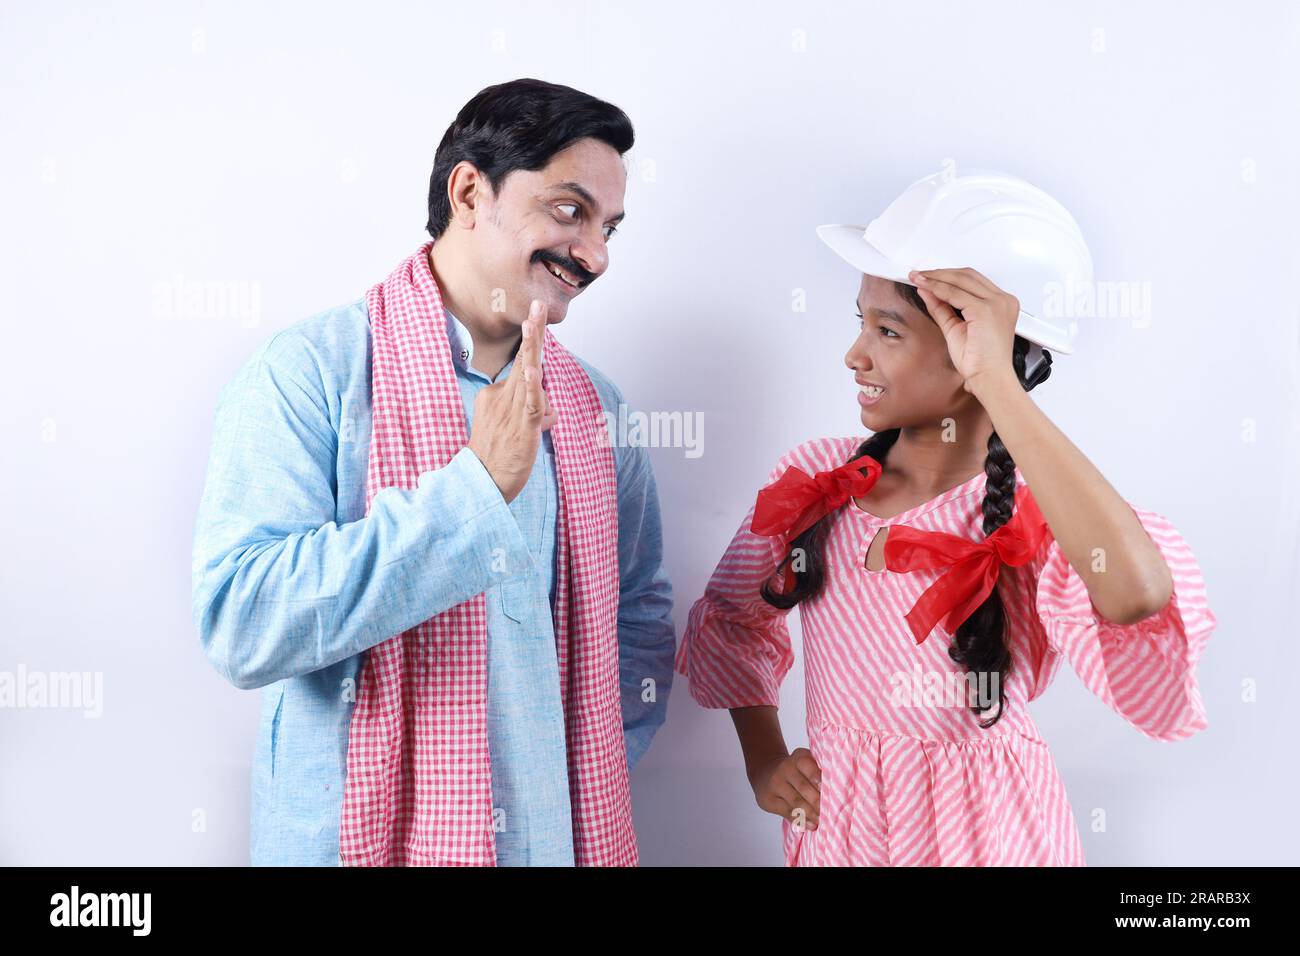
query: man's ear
446 160 486 230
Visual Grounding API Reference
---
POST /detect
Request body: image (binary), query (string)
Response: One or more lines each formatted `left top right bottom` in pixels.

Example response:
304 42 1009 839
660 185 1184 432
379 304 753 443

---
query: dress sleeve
673 455 801 709
1022 503 1217 742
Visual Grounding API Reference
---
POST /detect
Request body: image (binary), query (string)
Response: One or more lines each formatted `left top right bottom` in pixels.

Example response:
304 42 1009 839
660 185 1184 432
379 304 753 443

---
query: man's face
470 137 627 325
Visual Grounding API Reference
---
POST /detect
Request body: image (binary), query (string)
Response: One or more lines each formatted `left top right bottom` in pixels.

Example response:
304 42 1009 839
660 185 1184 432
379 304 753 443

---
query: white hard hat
817 169 1093 383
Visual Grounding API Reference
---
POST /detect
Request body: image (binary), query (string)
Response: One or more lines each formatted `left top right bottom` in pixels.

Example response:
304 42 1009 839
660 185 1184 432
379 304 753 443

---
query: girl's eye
857 312 898 338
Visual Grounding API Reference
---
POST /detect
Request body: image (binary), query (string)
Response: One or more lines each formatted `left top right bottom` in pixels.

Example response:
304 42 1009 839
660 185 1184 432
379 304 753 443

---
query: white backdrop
2 0 1297 865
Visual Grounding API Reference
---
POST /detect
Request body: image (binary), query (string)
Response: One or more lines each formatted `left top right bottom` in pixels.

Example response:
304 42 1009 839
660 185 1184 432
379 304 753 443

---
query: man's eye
556 203 579 219
603 224 619 240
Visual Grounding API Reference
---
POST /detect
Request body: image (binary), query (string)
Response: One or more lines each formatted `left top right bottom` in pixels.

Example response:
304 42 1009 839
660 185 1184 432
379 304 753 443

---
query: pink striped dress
675 436 1217 866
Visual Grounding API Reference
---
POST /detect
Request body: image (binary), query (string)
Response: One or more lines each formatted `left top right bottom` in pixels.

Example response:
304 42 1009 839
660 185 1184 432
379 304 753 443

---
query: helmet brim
816 223 916 286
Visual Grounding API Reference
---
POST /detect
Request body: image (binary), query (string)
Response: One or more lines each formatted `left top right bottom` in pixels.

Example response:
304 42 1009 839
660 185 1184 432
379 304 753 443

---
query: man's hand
467 300 558 504
749 747 822 832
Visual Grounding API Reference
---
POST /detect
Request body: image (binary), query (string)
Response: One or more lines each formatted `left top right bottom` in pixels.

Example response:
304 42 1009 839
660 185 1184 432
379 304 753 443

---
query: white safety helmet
817 169 1093 384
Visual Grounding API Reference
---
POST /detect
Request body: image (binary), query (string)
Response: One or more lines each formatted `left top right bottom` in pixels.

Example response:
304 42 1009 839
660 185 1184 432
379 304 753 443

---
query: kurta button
460 348 469 361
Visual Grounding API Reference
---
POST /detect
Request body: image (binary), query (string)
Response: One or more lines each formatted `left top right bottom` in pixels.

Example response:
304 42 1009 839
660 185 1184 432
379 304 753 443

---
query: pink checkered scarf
336 242 637 866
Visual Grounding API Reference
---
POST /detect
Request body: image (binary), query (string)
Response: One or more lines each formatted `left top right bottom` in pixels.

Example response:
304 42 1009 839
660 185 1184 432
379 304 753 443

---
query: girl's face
844 274 974 429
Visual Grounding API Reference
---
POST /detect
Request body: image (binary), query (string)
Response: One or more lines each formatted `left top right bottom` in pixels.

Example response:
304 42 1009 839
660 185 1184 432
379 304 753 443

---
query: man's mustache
532 250 596 288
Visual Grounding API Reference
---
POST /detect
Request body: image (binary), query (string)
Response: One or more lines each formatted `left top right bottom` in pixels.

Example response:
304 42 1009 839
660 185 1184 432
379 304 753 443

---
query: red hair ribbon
884 484 1052 644
752 453 883 544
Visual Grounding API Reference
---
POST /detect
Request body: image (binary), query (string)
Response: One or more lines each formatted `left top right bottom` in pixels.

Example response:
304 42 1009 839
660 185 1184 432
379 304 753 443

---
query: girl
675 171 1217 866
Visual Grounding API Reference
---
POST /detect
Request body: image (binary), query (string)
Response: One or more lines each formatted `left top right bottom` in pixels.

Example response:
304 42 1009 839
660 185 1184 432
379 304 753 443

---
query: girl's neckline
846 468 989 525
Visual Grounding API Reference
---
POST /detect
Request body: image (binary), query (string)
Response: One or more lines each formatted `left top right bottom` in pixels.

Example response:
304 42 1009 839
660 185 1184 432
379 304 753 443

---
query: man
191 78 675 866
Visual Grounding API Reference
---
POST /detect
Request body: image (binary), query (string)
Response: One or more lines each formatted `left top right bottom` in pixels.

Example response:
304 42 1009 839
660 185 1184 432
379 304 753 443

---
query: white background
2 0 1297 865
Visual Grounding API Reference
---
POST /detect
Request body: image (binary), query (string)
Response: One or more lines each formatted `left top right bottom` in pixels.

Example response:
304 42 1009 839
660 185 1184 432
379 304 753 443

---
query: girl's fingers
915 266 999 298
792 751 822 789
788 800 819 831
787 770 821 811
768 779 819 830
917 286 965 337
913 274 982 312
772 788 818 827
773 795 815 829
774 761 821 812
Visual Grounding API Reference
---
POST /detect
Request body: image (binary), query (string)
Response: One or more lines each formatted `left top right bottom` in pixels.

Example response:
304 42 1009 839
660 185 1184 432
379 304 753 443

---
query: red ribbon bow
752 454 883 544
884 484 1052 644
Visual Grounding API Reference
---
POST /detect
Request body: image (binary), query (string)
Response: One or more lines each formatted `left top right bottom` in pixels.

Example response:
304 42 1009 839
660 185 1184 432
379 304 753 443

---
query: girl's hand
909 267 1020 394
749 747 822 832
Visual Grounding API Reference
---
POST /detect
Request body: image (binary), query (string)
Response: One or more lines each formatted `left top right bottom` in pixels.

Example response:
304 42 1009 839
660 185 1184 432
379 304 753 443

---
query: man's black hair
426 78 635 239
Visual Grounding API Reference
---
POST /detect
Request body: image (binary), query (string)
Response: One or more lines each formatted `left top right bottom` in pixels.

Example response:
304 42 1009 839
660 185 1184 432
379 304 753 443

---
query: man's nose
570 227 609 279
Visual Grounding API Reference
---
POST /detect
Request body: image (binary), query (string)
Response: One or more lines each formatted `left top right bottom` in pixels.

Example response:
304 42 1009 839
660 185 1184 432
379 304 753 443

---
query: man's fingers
520 300 544 370
539 388 558 431
509 302 546 402
504 321 526 401
506 313 532 397
523 364 545 420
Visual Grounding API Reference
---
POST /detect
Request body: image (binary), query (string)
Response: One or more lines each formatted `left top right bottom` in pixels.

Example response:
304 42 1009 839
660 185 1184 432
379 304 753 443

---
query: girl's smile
857 380 887 406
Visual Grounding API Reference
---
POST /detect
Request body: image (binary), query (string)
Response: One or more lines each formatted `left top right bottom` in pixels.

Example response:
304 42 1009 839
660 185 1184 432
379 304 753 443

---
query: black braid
760 281 1051 729
949 428 1016 726
760 426 899 609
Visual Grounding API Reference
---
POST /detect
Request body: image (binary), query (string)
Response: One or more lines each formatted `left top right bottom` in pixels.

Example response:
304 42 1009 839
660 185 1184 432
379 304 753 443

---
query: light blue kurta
191 295 675 866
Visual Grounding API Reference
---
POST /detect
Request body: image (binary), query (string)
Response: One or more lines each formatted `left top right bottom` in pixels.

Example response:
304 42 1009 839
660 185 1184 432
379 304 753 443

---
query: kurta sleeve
674 452 802 709
191 329 533 690
1023 503 1217 742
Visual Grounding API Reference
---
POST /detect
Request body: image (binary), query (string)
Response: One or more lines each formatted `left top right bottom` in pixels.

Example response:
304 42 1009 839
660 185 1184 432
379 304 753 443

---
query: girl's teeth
862 385 884 397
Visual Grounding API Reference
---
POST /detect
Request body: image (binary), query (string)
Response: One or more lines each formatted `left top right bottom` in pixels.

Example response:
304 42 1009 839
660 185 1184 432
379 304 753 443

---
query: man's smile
541 259 584 292
534 250 595 298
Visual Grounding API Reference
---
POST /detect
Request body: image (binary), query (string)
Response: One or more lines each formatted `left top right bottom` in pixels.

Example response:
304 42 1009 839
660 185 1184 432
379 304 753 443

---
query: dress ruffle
1024 505 1217 742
